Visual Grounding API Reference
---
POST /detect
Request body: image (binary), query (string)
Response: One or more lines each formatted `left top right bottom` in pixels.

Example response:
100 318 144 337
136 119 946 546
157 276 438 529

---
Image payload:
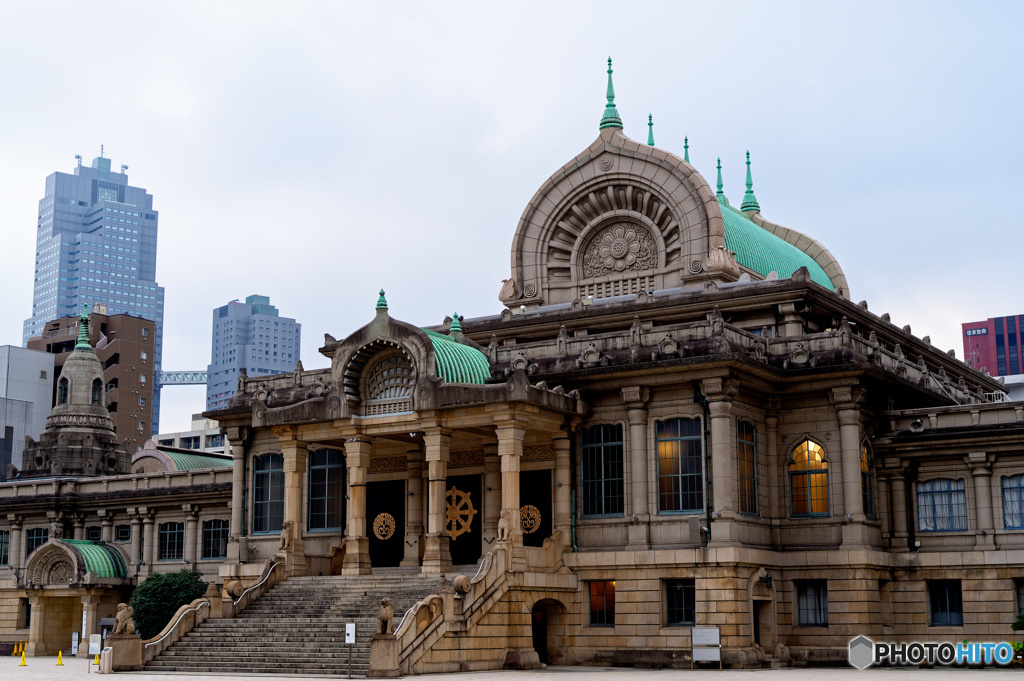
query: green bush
130 569 208 639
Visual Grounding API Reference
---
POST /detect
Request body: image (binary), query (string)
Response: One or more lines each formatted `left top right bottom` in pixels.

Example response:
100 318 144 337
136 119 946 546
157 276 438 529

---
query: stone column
128 511 141 570
496 420 527 571
701 378 738 546
276 429 308 576
401 447 425 568
183 505 199 567
887 462 909 550
77 595 99 658
832 387 868 548
141 510 155 575
226 427 247 563
7 515 23 576
967 452 995 549
73 514 85 541
99 510 113 544
422 429 452 574
26 594 45 656
552 433 572 537
483 444 501 546
343 438 372 575
765 403 781 545
622 386 651 550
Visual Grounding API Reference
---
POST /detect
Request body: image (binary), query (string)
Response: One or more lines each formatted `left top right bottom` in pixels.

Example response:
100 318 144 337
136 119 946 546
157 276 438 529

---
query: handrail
234 560 282 606
144 600 210 648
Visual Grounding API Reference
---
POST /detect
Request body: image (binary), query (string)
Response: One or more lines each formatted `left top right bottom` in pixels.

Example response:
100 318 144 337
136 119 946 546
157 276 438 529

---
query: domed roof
422 329 490 384
46 305 114 433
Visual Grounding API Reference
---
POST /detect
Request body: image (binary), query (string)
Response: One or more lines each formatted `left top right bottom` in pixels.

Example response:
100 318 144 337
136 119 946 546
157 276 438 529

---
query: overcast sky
1 1 1021 432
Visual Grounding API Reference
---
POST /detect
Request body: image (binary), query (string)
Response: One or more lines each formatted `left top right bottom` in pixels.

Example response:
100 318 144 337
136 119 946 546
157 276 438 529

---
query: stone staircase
146 572 442 676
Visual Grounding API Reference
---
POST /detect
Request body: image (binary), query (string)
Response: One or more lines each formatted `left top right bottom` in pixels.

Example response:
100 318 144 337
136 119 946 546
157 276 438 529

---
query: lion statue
112 603 136 635
377 597 394 635
497 509 512 542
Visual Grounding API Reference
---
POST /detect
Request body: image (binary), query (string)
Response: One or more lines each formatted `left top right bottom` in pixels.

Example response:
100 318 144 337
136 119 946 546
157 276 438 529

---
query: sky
0 1 1021 432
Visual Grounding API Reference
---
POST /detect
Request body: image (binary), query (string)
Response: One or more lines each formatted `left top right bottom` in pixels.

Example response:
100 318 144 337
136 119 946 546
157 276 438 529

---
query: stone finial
741 150 760 213
376 289 388 311
684 136 690 163
647 114 655 146
599 57 623 130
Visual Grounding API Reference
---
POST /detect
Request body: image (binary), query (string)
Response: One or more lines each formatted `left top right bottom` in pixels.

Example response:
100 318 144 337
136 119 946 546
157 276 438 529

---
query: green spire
647 114 655 146
599 57 623 130
684 136 690 163
715 158 724 201
741 150 760 212
450 312 462 334
76 304 92 349
376 289 388 311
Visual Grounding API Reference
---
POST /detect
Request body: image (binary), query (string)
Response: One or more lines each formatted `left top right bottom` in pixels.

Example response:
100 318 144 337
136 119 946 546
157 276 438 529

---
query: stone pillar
226 427 246 563
701 378 738 546
77 595 100 658
496 421 526 571
7 515 23 576
99 511 113 544
73 514 85 541
141 510 155 575
183 505 199 566
552 433 572 537
422 429 452 574
483 444 501 546
887 463 909 550
765 404 781 545
401 447 424 568
833 387 868 548
276 429 308 576
26 593 45 656
967 452 995 549
128 511 141 570
343 438 372 575
622 386 651 550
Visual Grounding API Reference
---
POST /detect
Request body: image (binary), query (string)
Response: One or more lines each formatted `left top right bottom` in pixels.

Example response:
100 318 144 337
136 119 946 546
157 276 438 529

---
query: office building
156 414 226 454
205 295 301 411
27 305 156 453
0 346 54 475
962 314 1024 377
23 152 164 432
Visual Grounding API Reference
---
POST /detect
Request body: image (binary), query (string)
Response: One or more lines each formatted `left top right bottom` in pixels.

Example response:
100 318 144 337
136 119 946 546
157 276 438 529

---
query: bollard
57 650 63 666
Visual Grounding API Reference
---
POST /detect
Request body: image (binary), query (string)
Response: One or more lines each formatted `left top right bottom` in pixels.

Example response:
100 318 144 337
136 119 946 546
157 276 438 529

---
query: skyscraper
205 295 301 411
23 153 165 431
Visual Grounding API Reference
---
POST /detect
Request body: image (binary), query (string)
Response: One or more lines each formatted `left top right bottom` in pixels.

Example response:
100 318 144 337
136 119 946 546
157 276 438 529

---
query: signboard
88 634 102 656
693 647 721 662
691 627 720 646
966 328 988 337
82 610 87 639
71 632 79 656
345 623 355 645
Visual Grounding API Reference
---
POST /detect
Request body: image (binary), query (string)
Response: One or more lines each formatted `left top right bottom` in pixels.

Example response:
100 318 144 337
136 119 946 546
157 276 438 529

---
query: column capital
181 504 199 517
7 514 23 526
965 452 992 473
271 425 305 445
620 385 651 408
700 377 739 402
224 426 248 444
830 386 866 409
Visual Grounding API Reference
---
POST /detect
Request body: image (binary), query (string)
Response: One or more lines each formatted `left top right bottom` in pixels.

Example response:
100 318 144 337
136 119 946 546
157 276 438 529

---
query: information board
88 634 102 655
345 623 355 644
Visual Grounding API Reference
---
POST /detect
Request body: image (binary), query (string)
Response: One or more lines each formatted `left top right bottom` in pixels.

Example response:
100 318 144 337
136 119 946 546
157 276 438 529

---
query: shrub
130 569 208 639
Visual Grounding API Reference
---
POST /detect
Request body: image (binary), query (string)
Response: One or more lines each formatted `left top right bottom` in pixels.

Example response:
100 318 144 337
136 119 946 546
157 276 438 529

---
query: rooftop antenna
120 164 128 174
74 155 82 167
100 144 104 158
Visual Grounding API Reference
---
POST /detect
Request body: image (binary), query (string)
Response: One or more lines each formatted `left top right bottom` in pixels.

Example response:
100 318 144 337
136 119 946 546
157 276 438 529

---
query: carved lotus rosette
581 223 657 278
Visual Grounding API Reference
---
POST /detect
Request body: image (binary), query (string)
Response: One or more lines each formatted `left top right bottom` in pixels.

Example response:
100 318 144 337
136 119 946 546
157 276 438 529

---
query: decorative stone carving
373 513 396 541
556 326 568 357
497 509 512 542
368 456 408 473
449 449 484 467
445 486 477 540
581 224 657 278
522 444 554 461
113 603 136 635
520 505 541 534
47 559 73 584
704 244 740 277
499 278 517 303
376 598 394 635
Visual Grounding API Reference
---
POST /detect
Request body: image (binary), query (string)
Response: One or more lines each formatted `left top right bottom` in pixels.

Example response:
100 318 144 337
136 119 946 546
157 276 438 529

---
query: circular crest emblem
373 513 396 540
520 505 542 534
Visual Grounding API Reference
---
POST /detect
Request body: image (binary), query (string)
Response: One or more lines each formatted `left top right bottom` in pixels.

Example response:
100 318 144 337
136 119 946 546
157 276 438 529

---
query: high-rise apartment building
962 314 1024 377
205 295 301 411
23 153 164 431
0 346 55 476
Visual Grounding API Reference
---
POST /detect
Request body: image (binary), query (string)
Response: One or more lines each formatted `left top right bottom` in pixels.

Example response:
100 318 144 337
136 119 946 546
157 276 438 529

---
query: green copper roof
163 451 232 471
720 200 834 290
422 329 490 384
61 539 128 579
740 151 760 213
647 114 655 146
599 57 623 130
76 305 92 350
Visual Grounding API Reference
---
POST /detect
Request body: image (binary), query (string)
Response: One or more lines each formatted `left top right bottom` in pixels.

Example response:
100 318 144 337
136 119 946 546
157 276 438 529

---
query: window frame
57 378 69 405
789 440 830 518
91 378 103 405
665 579 696 627
588 580 616 627
85 525 101 542
252 453 285 534
158 522 184 561
580 423 625 518
201 519 229 560
25 528 49 555
308 449 345 532
114 524 131 543
655 417 704 515
928 580 964 627
916 478 968 533
1002 474 1024 529
796 579 828 627
0 530 8 566
737 421 758 516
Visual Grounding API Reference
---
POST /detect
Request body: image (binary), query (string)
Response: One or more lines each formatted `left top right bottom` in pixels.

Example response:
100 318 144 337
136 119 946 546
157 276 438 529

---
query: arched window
790 440 829 517
57 378 69 405
308 449 345 531
362 351 413 416
860 443 875 518
253 454 285 534
917 478 967 532
1003 475 1024 529
737 422 757 516
91 378 103 405
656 418 703 513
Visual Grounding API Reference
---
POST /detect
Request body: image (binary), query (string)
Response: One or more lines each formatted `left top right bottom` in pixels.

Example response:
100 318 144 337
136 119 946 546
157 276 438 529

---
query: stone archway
28 543 80 585
531 598 568 665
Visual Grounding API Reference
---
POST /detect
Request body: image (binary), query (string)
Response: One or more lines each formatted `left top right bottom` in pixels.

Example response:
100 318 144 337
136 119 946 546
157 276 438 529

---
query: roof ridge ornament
376 289 388 311
716 158 724 201
647 114 655 146
76 304 92 350
741 150 761 213
684 136 690 163
450 312 462 334
599 57 623 130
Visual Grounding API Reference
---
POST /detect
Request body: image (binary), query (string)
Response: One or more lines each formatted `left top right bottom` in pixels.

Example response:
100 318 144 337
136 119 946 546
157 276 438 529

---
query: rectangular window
253 454 285 534
1009 317 1020 376
115 524 131 543
917 479 968 532
929 580 963 626
25 528 49 555
1016 579 1024 616
666 579 696 626
589 580 616 627
138 397 146 407
140 350 148 360
796 580 828 626
158 522 184 561
581 424 624 517
20 599 30 630
1003 475 1024 529
0 530 8 565
139 374 147 384
996 317 1006 376
85 526 101 542
737 422 757 516
308 449 345 531
141 327 149 337
657 418 703 513
202 519 229 559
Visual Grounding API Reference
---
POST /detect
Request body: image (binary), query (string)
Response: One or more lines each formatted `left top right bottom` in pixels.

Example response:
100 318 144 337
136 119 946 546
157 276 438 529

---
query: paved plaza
1 656 1021 680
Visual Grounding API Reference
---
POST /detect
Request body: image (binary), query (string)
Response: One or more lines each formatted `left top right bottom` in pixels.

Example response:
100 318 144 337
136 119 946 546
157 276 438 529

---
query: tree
130 569 209 640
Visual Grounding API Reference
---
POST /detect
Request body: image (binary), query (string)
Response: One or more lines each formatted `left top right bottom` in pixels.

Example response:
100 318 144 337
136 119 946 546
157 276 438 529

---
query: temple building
2 60 1023 671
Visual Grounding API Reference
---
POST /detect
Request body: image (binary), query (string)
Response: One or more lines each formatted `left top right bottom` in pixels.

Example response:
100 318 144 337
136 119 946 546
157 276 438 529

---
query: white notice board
691 627 720 646
345 623 355 645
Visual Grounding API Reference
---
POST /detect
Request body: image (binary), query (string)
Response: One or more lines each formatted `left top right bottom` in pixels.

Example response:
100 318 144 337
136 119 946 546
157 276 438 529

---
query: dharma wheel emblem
373 513 396 540
520 505 542 534
445 486 477 540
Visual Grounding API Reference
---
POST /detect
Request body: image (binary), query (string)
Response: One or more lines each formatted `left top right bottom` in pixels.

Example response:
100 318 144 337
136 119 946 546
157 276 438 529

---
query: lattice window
362 352 413 415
